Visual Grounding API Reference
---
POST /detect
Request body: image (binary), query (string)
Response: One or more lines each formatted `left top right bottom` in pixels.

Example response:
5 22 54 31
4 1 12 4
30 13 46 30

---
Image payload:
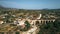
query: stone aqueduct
27 19 55 26
26 14 56 25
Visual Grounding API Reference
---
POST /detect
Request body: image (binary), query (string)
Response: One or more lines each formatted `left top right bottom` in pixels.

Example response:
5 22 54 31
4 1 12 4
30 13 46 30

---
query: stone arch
47 20 48 23
41 20 44 24
35 21 40 26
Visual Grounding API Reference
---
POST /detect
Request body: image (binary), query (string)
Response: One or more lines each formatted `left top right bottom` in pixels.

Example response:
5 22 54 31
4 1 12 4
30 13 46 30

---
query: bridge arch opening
35 21 40 26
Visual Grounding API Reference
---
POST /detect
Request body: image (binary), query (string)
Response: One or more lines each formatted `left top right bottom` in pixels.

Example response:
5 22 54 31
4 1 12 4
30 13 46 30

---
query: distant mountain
0 5 18 11
0 5 60 11
0 5 6 9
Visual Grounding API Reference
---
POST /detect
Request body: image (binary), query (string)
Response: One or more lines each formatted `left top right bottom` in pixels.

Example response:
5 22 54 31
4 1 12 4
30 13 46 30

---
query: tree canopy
38 20 60 34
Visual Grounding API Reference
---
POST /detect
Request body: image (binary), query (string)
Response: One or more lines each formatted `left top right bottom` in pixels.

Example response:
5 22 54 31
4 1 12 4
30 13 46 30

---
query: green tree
25 21 30 28
20 21 31 31
38 20 60 34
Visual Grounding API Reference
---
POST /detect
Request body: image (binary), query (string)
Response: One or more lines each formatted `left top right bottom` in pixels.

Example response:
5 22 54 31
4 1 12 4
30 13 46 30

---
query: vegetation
20 21 31 31
16 32 19 34
0 24 17 32
25 21 31 29
38 20 60 34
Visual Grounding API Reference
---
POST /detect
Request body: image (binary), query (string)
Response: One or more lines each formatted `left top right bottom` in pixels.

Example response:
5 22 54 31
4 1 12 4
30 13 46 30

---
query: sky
0 0 60 9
